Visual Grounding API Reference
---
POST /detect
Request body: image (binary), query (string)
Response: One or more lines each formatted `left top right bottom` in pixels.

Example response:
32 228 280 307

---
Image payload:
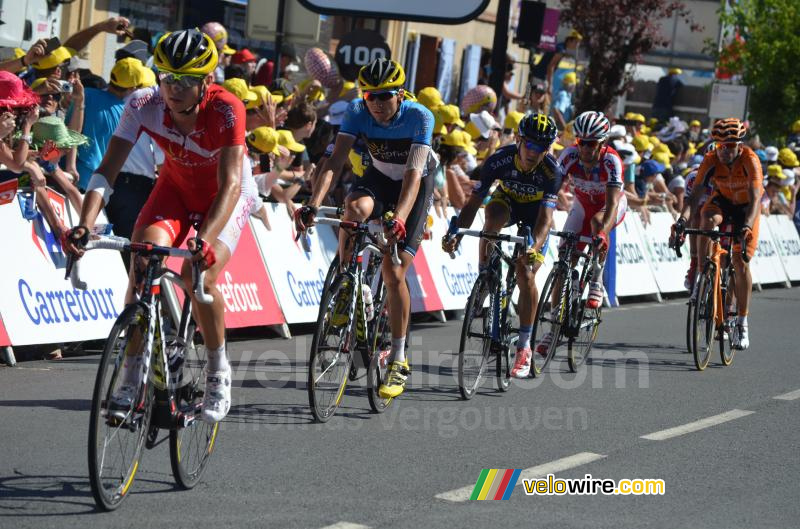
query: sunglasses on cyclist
363 90 399 102
718 141 742 151
158 72 205 89
520 137 548 153
577 138 601 148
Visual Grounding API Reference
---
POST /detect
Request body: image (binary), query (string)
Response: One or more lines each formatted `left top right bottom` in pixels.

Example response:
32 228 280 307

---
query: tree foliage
559 0 699 115
716 0 800 143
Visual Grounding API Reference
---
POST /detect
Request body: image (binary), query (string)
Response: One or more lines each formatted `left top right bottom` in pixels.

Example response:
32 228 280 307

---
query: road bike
306 210 404 421
530 230 603 376
444 219 532 399
674 227 741 370
69 235 217 510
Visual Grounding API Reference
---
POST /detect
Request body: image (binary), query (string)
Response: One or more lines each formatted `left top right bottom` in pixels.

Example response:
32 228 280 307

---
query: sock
737 315 748 326
122 356 143 385
391 336 406 363
207 342 230 373
518 325 533 350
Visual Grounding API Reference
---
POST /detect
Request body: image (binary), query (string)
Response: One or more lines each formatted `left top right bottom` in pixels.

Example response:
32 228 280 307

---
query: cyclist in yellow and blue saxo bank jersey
443 113 563 378
295 58 435 399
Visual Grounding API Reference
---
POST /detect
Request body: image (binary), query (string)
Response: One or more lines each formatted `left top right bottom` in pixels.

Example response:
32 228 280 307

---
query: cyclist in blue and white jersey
294 58 435 399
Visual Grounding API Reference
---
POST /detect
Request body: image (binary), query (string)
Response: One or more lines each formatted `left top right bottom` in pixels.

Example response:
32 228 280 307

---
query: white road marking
773 389 800 401
434 452 606 502
318 523 371 529
640 409 754 441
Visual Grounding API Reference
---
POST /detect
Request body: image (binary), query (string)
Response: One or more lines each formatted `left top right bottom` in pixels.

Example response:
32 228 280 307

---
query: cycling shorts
701 192 760 259
563 194 627 241
134 176 255 254
487 186 551 228
350 165 434 256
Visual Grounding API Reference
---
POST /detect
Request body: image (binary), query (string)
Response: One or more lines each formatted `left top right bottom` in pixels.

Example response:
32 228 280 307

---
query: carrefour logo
18 279 119 325
442 263 479 297
287 268 326 307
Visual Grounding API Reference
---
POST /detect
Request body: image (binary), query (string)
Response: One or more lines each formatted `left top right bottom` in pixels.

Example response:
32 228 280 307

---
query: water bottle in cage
362 283 375 322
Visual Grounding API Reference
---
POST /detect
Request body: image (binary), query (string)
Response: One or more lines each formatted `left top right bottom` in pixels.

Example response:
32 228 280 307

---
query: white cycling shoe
732 324 749 350
202 366 232 423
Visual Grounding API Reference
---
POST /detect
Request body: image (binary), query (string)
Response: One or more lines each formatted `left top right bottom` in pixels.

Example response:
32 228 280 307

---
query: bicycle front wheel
308 275 354 422
691 266 716 371
170 323 219 489
458 274 492 400
88 304 153 511
367 281 393 413
568 296 601 373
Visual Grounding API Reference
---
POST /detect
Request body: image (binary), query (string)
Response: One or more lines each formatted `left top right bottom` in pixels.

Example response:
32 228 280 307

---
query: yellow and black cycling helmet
357 58 405 91
519 113 559 146
154 29 218 76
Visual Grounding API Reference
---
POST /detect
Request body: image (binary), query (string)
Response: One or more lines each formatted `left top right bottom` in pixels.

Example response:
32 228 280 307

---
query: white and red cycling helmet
574 111 611 141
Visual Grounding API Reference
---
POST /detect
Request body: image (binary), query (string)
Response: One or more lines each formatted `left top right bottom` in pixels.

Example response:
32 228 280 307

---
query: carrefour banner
420 208 482 311
0 192 128 345
251 202 338 324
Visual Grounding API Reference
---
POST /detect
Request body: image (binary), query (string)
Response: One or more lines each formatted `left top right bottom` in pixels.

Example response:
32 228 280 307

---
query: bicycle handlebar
315 217 401 266
66 236 213 304
445 215 532 259
672 227 749 262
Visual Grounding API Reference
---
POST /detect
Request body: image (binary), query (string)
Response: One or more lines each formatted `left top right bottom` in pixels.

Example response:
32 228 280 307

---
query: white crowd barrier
0 191 128 346
1 194 798 349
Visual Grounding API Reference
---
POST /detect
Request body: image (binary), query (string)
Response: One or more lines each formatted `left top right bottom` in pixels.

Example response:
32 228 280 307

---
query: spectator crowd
2 18 800 284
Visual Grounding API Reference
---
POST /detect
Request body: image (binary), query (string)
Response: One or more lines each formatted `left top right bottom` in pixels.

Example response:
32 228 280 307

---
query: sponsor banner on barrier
749 215 787 285
421 209 482 311
169 220 286 328
251 203 337 324
766 215 800 282
408 243 445 314
0 193 129 345
613 213 660 297
640 212 691 293
0 315 10 346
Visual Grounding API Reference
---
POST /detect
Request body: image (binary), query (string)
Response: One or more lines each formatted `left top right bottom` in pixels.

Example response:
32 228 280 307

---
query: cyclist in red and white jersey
63 29 254 423
536 111 625 354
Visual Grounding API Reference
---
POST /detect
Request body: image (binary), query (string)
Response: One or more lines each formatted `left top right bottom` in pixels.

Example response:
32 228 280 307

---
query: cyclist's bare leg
514 255 541 328
382 251 414 358
180 239 231 351
731 250 751 317
120 224 174 362
339 192 373 269
480 201 510 267
698 211 723 261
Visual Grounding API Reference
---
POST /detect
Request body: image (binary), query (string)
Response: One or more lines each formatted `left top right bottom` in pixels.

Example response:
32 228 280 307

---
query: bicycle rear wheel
88 304 152 511
458 274 492 400
531 268 565 377
691 266 715 371
169 323 219 489
308 275 354 422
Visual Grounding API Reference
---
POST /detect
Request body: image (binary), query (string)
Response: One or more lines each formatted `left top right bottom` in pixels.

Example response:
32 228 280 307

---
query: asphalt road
2 288 799 529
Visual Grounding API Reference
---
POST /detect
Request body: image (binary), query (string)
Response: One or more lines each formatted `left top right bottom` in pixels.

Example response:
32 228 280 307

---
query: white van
0 0 62 50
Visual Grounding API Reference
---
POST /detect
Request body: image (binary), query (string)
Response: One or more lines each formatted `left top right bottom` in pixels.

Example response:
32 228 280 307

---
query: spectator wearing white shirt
104 66 163 268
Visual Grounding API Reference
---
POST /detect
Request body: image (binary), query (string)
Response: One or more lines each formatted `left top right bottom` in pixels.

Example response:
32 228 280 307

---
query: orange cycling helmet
711 118 746 142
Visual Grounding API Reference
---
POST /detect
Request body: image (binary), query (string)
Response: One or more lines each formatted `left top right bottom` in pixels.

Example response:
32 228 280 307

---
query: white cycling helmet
574 111 611 141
